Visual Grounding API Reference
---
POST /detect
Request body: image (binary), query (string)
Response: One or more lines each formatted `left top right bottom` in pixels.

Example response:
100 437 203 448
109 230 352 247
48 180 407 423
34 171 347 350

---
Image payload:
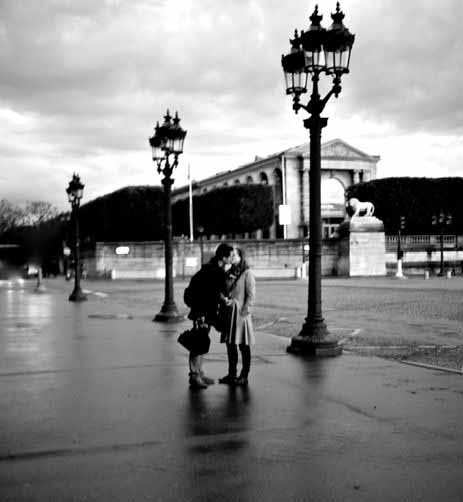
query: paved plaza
1 276 463 501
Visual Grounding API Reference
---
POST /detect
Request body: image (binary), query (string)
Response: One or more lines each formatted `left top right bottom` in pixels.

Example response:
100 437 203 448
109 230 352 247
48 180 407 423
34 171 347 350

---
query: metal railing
386 234 461 252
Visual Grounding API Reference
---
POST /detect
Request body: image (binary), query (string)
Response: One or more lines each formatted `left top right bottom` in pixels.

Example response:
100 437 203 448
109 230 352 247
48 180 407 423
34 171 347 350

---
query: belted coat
220 268 256 346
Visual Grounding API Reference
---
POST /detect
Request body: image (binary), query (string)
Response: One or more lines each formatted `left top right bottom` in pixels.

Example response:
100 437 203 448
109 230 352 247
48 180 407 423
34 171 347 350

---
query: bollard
110 269 116 280
424 270 429 280
446 270 452 279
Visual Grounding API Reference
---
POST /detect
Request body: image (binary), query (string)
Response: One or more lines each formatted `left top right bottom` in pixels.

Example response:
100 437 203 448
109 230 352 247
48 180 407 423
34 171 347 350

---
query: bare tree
0 199 24 236
21 201 60 226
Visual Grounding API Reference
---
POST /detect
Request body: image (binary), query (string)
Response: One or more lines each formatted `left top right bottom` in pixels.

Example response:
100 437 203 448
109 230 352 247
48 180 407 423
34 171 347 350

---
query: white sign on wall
278 204 291 225
185 257 198 267
115 246 130 255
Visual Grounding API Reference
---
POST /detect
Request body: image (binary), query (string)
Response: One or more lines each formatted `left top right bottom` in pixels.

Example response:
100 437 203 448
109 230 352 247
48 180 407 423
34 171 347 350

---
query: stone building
173 138 380 239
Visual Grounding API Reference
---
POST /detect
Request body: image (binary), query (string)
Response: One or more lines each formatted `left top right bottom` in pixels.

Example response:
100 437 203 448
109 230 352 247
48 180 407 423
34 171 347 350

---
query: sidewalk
1 281 463 501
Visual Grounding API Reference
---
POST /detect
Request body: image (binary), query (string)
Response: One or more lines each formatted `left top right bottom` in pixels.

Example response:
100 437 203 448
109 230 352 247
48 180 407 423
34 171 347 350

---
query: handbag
177 324 211 355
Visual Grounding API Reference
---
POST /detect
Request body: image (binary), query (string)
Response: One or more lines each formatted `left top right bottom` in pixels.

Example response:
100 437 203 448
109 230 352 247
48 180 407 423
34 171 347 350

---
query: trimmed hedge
172 184 274 236
79 186 164 243
347 177 463 234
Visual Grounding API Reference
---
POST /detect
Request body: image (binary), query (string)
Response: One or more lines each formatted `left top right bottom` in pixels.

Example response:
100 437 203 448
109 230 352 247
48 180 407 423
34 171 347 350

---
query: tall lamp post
66 173 87 302
149 110 187 322
282 3 354 356
432 210 452 277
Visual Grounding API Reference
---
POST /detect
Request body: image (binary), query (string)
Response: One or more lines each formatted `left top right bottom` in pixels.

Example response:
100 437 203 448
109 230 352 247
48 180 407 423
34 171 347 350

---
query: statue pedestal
337 216 387 277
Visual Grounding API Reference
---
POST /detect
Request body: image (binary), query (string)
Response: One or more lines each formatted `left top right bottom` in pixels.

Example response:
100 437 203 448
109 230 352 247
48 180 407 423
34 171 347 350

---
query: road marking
6 345 39 353
346 344 459 350
82 289 108 298
88 314 133 320
399 360 463 375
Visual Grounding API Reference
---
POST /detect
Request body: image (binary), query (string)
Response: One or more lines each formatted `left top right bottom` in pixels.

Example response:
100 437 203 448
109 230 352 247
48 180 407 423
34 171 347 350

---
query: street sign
115 246 130 255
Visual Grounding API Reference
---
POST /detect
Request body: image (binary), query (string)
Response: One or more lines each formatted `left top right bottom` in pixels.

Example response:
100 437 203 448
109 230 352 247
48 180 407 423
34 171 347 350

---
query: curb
399 360 463 375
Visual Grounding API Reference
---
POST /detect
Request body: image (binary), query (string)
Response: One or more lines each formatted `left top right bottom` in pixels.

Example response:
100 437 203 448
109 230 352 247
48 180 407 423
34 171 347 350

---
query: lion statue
347 197 375 218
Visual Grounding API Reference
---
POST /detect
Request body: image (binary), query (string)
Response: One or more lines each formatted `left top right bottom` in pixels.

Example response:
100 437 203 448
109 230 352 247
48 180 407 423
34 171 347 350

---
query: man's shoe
218 374 237 385
200 375 215 385
189 377 208 389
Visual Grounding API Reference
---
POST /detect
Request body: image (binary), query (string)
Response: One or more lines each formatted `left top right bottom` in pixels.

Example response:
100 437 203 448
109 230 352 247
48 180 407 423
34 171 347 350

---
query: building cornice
173 138 379 195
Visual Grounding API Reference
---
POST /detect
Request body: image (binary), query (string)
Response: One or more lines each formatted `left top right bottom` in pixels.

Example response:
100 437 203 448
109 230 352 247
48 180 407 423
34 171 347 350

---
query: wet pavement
1 278 463 501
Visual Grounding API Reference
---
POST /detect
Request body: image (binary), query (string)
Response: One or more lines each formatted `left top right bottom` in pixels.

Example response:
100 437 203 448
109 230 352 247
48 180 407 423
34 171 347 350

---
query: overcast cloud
1 0 462 210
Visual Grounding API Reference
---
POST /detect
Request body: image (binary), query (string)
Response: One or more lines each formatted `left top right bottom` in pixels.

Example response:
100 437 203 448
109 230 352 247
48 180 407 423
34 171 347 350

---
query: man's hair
214 243 233 261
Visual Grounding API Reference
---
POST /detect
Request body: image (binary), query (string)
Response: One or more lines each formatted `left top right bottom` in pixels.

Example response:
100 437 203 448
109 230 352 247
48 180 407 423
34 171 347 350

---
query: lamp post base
287 320 342 357
154 303 185 323
69 288 87 302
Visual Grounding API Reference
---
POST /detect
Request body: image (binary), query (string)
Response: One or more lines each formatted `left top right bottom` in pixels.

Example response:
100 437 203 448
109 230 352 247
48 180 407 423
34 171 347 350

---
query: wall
86 239 339 280
82 236 463 280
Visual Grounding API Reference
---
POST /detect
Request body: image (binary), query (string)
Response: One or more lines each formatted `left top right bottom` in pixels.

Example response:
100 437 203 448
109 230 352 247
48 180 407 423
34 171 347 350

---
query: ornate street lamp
282 3 354 356
149 110 187 322
432 210 452 276
66 173 87 302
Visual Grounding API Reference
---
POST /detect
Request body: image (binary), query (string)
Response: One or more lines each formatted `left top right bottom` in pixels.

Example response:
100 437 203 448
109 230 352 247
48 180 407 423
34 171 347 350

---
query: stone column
301 169 310 222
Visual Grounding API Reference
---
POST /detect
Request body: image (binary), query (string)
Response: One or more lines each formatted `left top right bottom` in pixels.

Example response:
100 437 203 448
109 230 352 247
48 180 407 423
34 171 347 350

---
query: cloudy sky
1 0 462 211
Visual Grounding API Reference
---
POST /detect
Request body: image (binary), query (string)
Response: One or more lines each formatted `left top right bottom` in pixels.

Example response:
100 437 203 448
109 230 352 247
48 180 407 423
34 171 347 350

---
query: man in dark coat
185 243 234 389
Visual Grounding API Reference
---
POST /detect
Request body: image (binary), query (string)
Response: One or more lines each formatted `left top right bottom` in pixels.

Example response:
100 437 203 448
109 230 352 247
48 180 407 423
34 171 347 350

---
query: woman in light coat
219 247 256 386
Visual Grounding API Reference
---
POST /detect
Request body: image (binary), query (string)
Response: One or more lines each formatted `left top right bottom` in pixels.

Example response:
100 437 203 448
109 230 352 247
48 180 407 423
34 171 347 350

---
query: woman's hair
233 247 249 276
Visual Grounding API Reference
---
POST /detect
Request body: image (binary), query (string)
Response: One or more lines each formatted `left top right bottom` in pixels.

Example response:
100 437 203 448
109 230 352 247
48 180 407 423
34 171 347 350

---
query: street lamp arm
292 95 309 114
292 76 342 116
159 153 179 179
319 78 342 109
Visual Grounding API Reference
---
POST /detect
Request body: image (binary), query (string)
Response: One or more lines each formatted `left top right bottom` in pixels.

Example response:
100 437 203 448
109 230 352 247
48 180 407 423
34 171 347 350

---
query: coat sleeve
243 270 256 310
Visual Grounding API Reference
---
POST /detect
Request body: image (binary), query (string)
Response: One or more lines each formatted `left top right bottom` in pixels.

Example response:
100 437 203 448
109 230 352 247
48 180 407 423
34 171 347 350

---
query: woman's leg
238 344 251 379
